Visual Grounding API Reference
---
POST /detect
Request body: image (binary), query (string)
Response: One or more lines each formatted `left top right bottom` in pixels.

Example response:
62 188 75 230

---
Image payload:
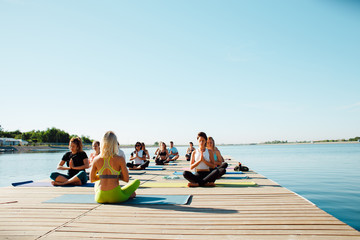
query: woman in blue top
50 137 89 186
207 136 228 178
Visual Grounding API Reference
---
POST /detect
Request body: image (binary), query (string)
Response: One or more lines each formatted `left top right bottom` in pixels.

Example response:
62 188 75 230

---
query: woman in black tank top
155 142 169 165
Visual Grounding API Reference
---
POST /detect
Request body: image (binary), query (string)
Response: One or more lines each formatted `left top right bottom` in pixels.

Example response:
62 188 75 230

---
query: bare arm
57 160 70 170
203 149 215 168
90 157 100 183
215 150 223 166
190 151 202 170
69 158 89 170
145 150 150 160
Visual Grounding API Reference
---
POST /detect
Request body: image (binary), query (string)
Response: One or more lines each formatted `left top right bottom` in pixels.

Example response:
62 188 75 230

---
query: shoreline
0 141 358 153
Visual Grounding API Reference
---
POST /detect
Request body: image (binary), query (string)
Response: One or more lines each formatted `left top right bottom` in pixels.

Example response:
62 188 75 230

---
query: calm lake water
0 143 359 231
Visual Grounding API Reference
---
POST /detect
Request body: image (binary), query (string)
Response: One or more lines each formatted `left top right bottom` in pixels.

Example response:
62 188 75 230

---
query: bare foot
188 182 199 187
204 182 216 187
52 181 64 186
130 192 136 199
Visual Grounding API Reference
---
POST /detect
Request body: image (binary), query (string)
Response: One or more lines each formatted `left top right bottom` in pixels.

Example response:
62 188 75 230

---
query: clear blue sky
1 0 359 145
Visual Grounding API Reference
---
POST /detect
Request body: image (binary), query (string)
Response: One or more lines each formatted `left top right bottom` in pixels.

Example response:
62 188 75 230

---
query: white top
118 148 126 161
194 148 210 170
133 150 145 165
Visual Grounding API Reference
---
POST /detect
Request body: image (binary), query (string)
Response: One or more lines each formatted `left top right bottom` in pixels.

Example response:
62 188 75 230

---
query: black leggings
127 160 150 169
185 154 191 161
211 162 228 178
183 169 220 186
155 158 167 165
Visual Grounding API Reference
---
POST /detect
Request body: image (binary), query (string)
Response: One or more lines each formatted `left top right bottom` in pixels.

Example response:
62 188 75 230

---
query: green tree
81 135 92 144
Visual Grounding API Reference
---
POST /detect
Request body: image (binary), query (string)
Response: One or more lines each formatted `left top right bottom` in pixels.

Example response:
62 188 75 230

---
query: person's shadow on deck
128 196 238 214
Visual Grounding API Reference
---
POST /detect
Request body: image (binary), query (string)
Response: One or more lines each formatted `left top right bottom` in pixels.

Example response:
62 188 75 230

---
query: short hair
70 137 83 152
197 132 207 141
170 141 173 144
100 131 119 159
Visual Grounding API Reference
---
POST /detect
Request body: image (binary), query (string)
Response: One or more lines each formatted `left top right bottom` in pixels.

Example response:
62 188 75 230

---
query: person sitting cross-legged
90 131 140 203
183 132 220 187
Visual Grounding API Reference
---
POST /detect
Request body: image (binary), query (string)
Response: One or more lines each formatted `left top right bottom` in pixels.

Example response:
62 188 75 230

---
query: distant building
0 138 28 146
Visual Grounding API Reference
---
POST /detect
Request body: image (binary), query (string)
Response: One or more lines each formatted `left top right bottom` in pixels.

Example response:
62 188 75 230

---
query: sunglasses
135 145 141 147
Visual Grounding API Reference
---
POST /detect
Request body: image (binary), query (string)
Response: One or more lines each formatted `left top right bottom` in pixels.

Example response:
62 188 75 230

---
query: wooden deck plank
0 156 359 240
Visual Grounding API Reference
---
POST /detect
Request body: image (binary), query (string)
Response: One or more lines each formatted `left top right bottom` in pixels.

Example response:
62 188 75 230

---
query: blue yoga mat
225 171 244 174
129 171 146 175
145 168 165 171
223 175 248 179
44 194 191 205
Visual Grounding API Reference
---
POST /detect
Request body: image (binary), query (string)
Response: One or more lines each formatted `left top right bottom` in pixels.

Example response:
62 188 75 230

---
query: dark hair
135 142 141 149
70 137 83 152
197 132 207 141
92 141 100 147
190 142 193 145
170 141 173 144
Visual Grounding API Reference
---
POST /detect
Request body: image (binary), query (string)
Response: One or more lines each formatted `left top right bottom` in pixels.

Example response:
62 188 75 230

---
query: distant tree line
265 137 360 144
0 125 92 144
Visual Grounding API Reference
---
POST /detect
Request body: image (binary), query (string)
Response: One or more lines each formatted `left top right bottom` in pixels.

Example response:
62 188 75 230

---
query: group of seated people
153 141 179 165
49 131 228 203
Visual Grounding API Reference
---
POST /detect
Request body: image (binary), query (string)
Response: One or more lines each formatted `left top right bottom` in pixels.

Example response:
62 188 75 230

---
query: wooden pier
0 156 359 239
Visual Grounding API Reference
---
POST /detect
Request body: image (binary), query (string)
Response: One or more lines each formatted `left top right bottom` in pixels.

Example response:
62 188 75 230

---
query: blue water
0 143 359 231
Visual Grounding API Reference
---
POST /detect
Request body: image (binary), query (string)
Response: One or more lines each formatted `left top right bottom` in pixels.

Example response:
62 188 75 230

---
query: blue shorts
50 171 88 185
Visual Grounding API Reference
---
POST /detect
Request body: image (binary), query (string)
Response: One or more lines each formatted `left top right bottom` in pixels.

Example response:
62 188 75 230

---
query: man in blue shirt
168 141 179 161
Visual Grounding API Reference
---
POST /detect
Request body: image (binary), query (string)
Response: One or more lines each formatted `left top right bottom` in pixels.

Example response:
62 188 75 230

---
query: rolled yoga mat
12 181 95 187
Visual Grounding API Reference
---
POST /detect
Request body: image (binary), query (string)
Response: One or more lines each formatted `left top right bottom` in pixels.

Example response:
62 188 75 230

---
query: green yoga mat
44 194 191 205
140 181 257 188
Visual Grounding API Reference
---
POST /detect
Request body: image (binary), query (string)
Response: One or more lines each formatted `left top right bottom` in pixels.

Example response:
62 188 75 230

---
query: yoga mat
163 175 182 180
12 181 95 187
44 194 191 205
129 171 146 175
150 163 177 167
140 181 257 188
225 171 244 174
222 176 248 179
145 168 165 171
129 168 165 171
169 175 246 179
11 180 33 187
173 171 244 175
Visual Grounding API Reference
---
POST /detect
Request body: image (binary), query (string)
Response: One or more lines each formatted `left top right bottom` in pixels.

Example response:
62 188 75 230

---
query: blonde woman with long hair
90 131 140 203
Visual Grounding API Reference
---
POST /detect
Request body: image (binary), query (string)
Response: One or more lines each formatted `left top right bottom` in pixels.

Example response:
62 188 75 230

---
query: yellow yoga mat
140 181 258 188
